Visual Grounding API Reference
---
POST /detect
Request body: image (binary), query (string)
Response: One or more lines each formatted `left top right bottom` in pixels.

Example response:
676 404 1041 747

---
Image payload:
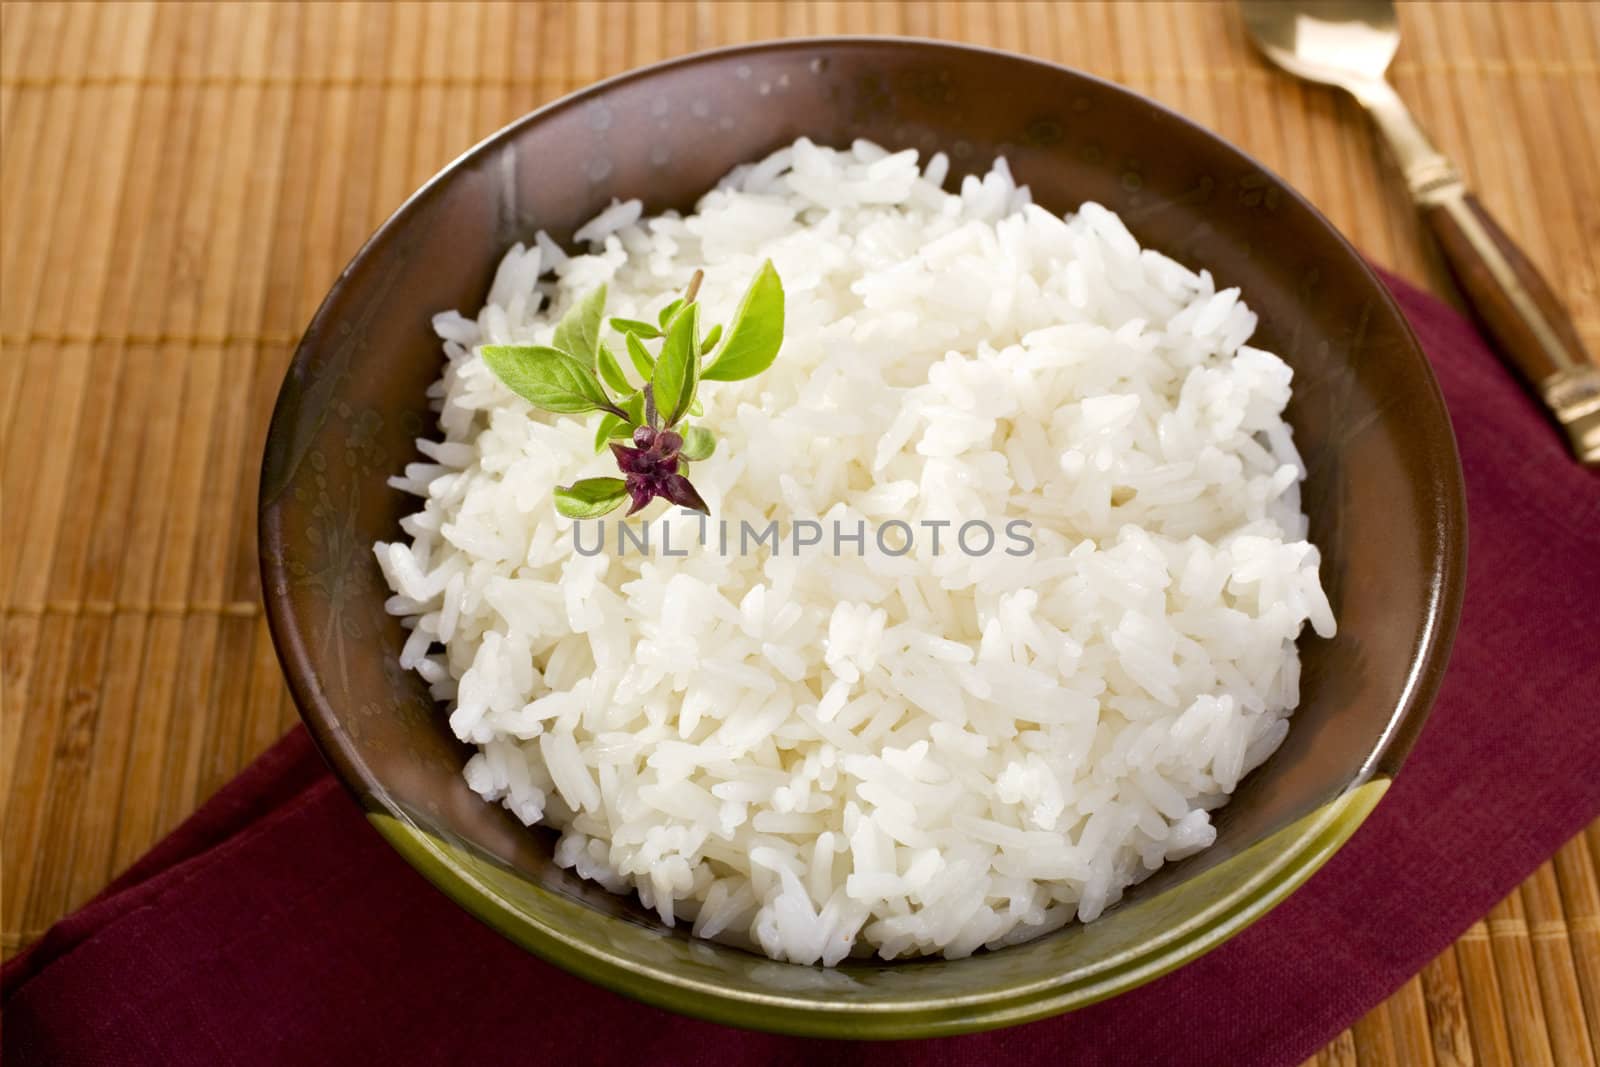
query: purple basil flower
611 428 706 515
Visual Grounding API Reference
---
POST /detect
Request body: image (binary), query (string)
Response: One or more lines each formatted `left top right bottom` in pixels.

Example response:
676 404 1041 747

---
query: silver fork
1241 0 1598 467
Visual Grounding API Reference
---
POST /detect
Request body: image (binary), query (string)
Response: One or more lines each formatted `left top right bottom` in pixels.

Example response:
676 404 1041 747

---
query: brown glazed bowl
259 39 1465 1038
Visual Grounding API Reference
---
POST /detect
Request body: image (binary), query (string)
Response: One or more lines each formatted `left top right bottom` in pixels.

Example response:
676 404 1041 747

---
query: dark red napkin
5 274 1598 1067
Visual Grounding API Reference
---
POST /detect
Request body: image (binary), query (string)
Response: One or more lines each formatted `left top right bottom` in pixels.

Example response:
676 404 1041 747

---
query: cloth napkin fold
5 274 1597 1067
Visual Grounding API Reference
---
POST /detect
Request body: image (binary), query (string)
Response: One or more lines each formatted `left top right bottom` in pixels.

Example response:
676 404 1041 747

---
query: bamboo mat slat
2 5 1596 1064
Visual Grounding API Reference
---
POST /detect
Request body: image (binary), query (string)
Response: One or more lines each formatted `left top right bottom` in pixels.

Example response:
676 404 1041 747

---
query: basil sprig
480 260 785 518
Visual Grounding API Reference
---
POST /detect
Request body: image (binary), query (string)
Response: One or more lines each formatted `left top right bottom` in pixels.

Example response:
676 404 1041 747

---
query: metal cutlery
1241 0 1599 467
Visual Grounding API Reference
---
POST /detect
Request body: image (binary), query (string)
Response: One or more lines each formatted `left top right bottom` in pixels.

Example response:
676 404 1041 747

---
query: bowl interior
260 39 1464 1037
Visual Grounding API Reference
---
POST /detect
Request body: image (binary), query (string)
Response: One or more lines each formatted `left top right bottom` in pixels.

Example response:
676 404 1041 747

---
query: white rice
374 137 1335 965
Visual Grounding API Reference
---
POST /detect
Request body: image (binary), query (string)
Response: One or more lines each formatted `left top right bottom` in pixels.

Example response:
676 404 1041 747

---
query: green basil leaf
554 477 628 518
624 332 656 378
597 341 632 395
551 284 607 368
702 260 784 382
620 390 645 428
700 322 723 355
651 302 699 427
688 398 703 417
593 412 624 452
679 425 716 462
609 317 661 340
482 345 613 414
656 298 684 328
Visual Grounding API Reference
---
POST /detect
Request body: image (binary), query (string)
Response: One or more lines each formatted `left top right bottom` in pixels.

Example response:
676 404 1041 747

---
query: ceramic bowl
259 38 1466 1038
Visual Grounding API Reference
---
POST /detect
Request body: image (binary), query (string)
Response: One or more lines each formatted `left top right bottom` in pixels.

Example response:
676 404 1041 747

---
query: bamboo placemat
2 3 1596 1064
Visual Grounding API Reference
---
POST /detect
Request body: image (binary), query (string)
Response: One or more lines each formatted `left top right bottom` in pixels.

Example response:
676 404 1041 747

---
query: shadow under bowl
259 37 1466 1039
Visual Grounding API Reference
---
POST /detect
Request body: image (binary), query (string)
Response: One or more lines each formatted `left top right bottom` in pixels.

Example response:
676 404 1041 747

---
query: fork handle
1421 187 1600 466
1351 77 1600 466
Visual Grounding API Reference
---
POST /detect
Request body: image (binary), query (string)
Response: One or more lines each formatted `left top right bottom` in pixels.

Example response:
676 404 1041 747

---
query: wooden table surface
2 3 1597 1064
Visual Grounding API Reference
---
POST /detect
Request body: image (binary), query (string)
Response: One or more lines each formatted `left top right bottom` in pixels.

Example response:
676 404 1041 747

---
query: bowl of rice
259 38 1465 1037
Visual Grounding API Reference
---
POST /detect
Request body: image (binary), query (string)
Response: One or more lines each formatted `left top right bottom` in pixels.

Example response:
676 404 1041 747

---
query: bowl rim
259 35 1467 1037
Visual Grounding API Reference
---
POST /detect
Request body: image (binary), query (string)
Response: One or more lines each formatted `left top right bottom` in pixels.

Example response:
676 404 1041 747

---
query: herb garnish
481 261 784 518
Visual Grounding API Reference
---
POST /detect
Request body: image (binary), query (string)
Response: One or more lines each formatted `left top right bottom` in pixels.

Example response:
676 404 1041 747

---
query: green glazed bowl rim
261 36 1466 1040
368 780 1389 1038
